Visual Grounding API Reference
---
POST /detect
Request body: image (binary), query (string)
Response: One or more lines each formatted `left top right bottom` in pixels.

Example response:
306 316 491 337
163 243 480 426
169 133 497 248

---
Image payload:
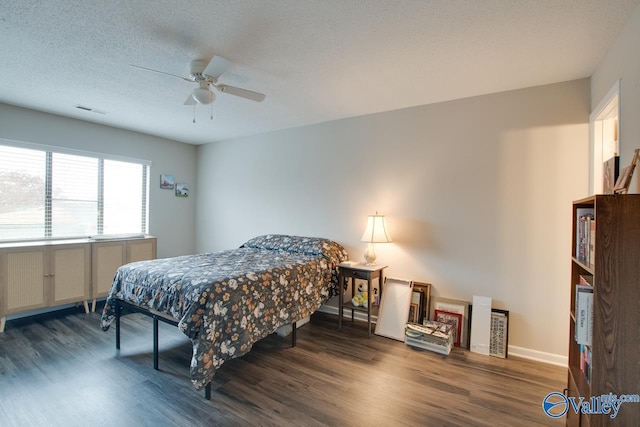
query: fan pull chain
193 105 196 124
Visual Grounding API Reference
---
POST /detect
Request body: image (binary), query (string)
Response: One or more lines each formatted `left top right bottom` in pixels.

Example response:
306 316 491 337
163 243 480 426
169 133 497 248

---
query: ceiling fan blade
203 56 231 80
130 64 192 82
184 94 196 105
217 84 265 102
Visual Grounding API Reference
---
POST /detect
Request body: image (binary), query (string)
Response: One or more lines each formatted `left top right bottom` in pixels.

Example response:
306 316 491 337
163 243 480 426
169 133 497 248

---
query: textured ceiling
0 0 638 145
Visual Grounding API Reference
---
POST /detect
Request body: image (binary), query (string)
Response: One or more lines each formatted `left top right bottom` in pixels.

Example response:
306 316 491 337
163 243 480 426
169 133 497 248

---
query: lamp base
363 243 377 266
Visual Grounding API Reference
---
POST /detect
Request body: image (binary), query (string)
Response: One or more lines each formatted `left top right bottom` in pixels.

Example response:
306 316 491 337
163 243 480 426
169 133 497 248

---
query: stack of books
405 320 454 355
575 209 595 266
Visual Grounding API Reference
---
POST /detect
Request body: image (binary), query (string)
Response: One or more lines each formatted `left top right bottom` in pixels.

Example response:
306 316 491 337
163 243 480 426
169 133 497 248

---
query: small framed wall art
160 174 175 189
175 183 189 197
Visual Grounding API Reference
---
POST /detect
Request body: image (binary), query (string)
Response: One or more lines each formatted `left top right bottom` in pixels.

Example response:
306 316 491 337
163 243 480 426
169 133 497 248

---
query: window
103 159 147 235
51 153 99 237
0 141 150 242
0 145 46 240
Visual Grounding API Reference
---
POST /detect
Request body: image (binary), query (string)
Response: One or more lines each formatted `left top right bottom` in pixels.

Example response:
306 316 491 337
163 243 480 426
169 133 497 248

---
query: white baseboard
507 345 567 367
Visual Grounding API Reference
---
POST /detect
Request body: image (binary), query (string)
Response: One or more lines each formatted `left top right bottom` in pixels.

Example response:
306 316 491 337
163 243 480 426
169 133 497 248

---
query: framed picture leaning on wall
430 296 471 348
614 148 639 194
490 309 509 358
412 282 431 324
434 309 463 347
602 155 619 194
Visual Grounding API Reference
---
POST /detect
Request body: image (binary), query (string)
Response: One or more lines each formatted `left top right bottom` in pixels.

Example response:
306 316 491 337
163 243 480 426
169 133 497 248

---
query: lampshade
192 87 215 105
361 214 392 243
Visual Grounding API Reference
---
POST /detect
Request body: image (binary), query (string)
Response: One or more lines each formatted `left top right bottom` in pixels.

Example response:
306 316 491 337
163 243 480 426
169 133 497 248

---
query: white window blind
51 153 99 238
0 141 150 242
0 145 46 240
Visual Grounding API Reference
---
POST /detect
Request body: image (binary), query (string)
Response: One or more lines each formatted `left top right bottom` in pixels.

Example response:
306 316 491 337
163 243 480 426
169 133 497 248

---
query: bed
100 234 348 397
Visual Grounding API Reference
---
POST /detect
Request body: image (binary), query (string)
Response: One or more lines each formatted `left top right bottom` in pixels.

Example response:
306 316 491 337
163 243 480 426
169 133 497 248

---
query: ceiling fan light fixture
192 88 214 104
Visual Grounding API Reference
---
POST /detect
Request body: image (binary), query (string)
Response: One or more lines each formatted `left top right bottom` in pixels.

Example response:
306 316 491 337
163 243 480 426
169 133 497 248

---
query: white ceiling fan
131 56 266 106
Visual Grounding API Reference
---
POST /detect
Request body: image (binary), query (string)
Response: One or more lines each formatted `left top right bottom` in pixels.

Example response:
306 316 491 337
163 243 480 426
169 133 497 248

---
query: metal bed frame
113 299 297 400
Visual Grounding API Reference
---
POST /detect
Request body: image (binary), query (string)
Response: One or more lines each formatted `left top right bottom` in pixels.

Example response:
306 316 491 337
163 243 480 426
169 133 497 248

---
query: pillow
242 234 347 259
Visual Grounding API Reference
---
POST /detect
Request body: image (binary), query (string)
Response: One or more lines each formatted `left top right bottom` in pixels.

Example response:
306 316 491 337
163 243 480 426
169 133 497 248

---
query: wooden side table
338 262 387 337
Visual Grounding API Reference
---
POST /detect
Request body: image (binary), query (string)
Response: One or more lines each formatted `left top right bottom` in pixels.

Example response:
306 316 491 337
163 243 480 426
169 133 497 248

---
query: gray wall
196 79 590 361
591 1 640 193
0 103 197 259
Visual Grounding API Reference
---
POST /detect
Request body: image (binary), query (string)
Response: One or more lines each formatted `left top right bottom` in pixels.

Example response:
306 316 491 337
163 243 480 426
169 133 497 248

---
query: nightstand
338 262 387 337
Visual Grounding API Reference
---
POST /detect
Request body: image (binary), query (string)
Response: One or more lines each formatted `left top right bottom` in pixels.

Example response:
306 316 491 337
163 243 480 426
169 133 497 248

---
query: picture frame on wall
490 308 509 358
434 309 463 347
175 183 189 197
412 282 431 324
430 296 471 348
160 174 175 189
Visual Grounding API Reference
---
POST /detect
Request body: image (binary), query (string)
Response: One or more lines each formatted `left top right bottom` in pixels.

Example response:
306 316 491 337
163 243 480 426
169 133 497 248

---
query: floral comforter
101 234 348 390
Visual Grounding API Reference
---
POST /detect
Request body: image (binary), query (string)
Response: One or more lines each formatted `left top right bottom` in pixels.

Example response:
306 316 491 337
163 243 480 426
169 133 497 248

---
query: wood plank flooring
0 306 566 426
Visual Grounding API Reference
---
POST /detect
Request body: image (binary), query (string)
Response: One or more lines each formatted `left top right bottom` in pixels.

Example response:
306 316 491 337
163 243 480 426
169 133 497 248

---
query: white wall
196 79 590 359
0 103 197 259
591 2 640 193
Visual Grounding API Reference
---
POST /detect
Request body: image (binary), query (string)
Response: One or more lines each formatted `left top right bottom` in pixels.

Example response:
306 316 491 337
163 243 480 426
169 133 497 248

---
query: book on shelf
589 219 596 267
575 284 593 346
579 344 592 384
575 208 595 265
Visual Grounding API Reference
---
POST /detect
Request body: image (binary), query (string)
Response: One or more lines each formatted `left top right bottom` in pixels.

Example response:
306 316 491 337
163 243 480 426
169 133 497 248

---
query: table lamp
361 212 392 265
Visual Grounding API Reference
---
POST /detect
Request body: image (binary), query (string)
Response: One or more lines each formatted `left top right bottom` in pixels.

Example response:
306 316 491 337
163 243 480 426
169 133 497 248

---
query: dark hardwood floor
0 306 565 426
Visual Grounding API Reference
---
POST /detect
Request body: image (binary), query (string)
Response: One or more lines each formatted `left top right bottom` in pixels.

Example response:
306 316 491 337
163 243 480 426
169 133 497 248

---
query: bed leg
115 301 121 350
153 315 159 370
292 322 297 347
205 382 211 400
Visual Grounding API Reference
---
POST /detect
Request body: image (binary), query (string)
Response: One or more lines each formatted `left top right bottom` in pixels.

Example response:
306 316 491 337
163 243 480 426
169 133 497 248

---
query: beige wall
591 2 640 193
0 103 197 259
196 79 590 360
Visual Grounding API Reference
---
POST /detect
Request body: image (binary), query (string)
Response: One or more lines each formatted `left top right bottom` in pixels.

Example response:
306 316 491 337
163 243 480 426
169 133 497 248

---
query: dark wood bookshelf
567 194 640 426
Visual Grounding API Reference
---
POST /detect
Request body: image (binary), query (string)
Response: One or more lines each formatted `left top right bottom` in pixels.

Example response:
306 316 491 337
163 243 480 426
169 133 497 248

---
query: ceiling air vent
74 105 107 114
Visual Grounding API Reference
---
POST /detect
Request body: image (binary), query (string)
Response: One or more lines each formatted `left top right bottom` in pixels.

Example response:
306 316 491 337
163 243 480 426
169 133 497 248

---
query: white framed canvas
375 278 413 341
